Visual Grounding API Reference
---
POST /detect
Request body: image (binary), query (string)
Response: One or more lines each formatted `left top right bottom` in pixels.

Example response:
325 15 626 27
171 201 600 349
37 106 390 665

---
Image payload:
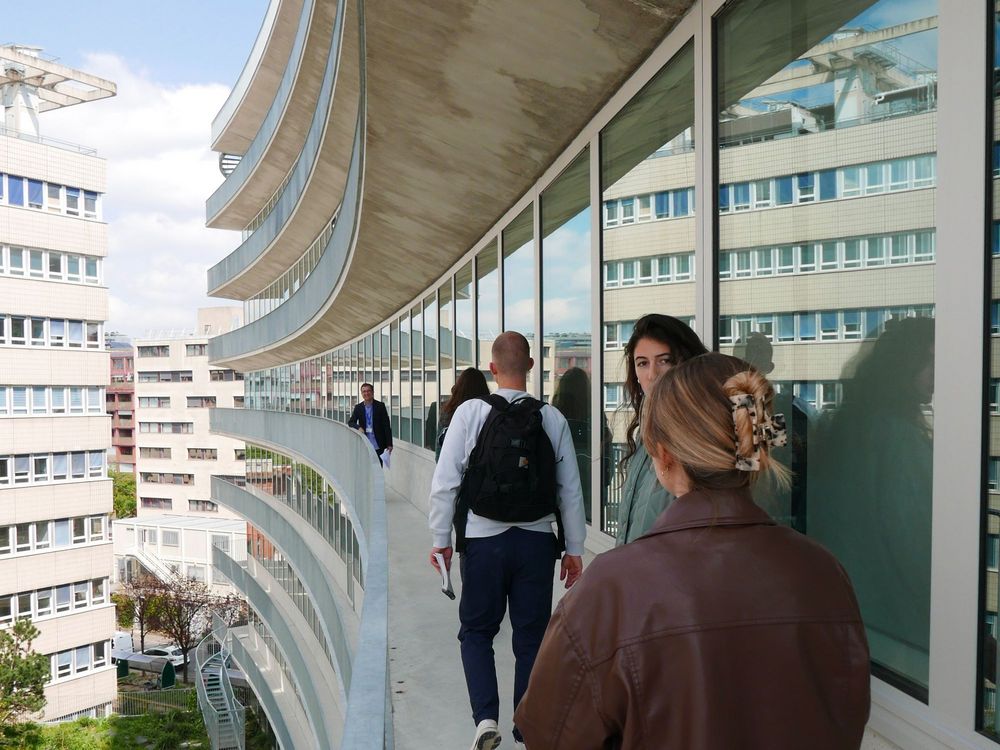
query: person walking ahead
429 331 587 750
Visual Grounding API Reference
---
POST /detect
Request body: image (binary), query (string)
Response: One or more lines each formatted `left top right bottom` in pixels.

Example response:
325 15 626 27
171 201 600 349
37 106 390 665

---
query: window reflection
542 148 593 522
476 242 500 388
503 205 535 394
600 40 696 536
982 1 1000 735
716 0 938 698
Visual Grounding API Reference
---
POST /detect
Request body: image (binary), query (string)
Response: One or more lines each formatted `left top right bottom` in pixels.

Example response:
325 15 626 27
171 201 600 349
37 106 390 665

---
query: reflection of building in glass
0 45 117 722
201 0 996 747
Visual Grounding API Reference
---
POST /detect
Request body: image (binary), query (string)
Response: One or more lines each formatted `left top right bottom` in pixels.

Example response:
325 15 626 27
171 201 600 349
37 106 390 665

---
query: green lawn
0 711 209 749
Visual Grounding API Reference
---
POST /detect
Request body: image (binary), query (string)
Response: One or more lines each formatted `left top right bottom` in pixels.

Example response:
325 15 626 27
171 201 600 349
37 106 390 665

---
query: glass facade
716 0 938 698
227 0 997 740
599 39 695 535
983 1 1000 735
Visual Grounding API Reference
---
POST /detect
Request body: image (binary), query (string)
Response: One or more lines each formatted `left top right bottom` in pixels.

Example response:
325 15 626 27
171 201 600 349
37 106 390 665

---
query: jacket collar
641 485 776 538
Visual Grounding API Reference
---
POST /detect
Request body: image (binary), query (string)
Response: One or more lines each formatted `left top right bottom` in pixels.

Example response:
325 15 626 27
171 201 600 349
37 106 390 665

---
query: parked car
111 631 134 663
142 645 186 668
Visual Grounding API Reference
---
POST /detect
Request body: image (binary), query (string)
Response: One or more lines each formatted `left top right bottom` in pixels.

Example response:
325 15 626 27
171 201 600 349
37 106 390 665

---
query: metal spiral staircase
196 614 246 750
219 152 242 177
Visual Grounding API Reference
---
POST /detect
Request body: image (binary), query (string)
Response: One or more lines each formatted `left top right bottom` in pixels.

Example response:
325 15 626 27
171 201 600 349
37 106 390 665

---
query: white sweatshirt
428 388 587 556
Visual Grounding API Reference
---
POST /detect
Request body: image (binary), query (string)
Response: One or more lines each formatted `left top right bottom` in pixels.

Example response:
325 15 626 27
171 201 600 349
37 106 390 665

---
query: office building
0 45 117 721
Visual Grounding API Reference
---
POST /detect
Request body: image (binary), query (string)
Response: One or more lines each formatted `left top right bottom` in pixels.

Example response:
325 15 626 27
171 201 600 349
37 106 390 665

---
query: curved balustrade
211 477 356 688
206 0 325 226
211 0 286 149
228 627 307 750
213 545 342 748
208 111 362 368
210 407 390 749
206 0 359 296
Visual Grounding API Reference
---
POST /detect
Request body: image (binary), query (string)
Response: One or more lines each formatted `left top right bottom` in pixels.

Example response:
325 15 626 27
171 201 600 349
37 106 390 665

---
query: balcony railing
210 408 391 749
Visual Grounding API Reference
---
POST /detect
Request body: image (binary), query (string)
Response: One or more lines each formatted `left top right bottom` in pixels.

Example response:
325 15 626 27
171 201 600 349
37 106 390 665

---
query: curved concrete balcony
214 545 344 748
211 0 304 156
206 0 694 359
206 0 338 232
207 114 361 371
229 625 313 750
211 476 358 686
209 408 390 748
207 0 360 298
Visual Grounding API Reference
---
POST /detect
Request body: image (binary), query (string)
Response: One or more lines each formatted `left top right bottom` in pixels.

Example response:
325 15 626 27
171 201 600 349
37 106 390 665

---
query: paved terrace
386 487 596 749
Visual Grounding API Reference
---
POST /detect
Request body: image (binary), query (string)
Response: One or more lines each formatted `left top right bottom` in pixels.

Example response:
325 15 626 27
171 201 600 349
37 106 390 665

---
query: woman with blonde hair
516 353 870 749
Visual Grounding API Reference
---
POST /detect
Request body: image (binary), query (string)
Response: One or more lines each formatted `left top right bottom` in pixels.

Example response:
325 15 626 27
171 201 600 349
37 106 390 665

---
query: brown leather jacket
515 486 870 749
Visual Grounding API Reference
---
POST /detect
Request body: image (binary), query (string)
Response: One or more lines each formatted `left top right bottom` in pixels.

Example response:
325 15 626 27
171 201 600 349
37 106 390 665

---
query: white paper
434 552 455 599
381 450 391 469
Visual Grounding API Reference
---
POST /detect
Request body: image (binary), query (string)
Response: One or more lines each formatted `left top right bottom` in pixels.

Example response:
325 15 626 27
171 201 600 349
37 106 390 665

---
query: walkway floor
386 487 595 750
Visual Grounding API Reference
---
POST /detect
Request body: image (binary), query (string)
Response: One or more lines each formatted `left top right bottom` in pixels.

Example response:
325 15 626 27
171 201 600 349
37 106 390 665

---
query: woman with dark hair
516 353 870 748
614 314 707 544
435 367 490 461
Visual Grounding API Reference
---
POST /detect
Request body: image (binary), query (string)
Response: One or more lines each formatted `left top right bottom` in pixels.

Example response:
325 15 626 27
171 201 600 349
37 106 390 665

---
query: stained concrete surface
386 486 595 749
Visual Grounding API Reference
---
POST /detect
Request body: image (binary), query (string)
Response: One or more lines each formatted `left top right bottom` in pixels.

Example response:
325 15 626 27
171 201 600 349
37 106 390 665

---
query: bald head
491 331 532 384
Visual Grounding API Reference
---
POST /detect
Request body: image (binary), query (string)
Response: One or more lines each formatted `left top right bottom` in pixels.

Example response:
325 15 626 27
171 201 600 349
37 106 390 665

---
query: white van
111 630 134 662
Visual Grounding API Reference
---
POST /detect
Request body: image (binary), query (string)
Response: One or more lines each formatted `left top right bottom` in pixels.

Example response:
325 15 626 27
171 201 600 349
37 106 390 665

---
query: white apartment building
133 307 245 520
0 46 117 721
113 308 246 592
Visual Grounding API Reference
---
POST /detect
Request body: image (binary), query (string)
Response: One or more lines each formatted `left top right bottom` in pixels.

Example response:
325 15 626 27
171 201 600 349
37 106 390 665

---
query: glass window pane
600 40 696 538
502 205 535 395
476 242 500 386
542 147 592 523
716 0 938 698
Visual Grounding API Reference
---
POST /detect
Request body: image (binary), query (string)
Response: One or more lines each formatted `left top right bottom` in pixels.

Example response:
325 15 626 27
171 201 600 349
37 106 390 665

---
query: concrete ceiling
218 0 697 370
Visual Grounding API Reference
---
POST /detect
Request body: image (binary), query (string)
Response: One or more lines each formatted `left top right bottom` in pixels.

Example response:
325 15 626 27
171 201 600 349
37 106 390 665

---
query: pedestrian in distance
429 331 587 750
347 382 393 465
516 352 870 749
435 367 491 462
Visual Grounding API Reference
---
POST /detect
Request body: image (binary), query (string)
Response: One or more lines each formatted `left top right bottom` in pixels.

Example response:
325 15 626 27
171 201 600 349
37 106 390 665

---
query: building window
185 344 207 356
187 448 218 460
140 498 172 510
186 396 217 408
189 499 218 513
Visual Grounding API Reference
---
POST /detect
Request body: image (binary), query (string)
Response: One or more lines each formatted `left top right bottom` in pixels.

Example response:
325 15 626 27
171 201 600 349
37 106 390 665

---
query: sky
2 2 270 338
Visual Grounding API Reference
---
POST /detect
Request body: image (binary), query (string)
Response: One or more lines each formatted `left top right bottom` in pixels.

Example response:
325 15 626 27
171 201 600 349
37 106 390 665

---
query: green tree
109 470 137 519
152 577 242 683
0 619 49 726
118 576 164 653
111 592 135 630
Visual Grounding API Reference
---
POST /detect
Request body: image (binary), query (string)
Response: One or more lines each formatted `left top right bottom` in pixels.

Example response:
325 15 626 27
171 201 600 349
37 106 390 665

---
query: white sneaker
470 719 501 750
513 741 526 749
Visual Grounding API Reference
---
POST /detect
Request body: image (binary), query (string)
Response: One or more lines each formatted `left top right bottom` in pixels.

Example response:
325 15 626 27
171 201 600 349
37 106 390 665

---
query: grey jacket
614 441 676 545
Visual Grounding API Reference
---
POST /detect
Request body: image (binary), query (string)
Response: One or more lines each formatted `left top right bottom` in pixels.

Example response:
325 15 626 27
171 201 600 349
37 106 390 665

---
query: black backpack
453 394 563 553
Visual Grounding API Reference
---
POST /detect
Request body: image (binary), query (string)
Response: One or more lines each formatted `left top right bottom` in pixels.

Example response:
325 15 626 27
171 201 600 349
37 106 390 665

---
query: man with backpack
429 331 586 750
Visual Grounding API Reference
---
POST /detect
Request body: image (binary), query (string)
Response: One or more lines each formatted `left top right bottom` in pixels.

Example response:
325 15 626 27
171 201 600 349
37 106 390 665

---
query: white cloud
38 52 240 338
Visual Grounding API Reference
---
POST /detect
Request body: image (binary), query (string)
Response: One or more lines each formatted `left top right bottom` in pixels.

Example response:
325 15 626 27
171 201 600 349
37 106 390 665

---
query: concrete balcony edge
207 111 362 371
210 476 358 688
229 625 313 750
211 0 302 154
214 547 343 747
206 0 333 229
207 0 359 296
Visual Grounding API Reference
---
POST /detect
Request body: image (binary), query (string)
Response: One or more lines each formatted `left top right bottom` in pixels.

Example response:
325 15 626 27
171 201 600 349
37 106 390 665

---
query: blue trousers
458 527 557 740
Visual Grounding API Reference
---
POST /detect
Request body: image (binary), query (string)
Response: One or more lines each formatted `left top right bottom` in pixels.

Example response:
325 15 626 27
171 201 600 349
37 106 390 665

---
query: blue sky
2 3 268 87
3 2 269 338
